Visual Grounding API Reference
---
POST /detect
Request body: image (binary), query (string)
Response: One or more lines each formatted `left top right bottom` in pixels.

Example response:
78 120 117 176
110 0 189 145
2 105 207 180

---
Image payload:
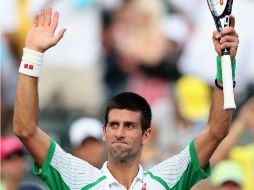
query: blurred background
1 0 253 189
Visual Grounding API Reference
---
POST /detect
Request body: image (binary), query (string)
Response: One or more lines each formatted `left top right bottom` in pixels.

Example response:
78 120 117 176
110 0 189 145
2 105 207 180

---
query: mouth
112 141 127 145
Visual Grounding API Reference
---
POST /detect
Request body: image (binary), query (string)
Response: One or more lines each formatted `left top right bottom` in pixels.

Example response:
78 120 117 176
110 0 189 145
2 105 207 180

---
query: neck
107 157 140 189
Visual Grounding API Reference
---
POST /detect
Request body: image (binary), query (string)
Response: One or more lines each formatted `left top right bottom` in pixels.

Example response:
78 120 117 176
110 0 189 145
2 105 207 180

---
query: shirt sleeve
148 139 210 189
33 139 102 190
182 139 211 189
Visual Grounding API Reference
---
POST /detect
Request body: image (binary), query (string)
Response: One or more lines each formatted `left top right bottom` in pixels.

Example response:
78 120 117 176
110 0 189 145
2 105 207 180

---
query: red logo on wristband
24 63 34 70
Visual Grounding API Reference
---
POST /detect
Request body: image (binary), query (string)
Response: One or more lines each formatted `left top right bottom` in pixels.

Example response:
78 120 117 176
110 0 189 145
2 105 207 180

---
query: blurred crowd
1 0 254 189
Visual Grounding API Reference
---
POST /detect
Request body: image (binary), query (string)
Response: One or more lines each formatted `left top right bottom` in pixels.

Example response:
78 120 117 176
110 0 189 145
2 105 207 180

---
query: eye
125 122 135 129
109 122 118 129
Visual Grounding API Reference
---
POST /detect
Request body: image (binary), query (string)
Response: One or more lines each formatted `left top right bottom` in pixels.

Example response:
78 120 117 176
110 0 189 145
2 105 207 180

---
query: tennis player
13 7 239 190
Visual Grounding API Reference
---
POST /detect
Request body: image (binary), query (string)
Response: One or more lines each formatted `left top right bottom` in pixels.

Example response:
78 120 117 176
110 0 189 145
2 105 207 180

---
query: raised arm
194 15 239 168
210 96 254 166
13 7 66 167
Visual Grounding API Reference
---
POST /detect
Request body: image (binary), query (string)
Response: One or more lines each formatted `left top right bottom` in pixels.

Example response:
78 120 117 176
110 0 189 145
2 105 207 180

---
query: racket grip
221 54 236 110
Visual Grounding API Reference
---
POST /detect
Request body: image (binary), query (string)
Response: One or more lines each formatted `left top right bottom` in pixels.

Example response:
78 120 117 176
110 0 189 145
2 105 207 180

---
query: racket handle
221 54 236 110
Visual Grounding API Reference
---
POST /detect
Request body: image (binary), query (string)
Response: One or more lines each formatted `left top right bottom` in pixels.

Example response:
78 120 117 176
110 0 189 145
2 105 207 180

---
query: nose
115 125 125 139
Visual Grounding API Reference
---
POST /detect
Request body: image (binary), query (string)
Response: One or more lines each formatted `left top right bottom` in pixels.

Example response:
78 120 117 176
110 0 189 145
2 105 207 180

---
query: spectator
1 136 27 190
69 117 106 168
170 76 211 153
210 160 244 190
0 136 48 189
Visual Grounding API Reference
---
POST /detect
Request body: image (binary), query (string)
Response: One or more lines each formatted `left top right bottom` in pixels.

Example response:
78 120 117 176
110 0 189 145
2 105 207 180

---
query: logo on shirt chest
141 183 147 190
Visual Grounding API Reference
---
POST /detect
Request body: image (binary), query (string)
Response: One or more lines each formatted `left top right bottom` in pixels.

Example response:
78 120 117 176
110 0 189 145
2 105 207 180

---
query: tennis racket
207 0 236 110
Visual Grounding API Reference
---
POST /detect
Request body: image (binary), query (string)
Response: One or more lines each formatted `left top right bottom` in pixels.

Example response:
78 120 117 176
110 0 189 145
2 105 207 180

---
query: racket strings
209 0 224 8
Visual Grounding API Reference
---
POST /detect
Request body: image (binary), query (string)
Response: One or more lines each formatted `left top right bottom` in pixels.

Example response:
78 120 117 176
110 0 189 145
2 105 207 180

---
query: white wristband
19 48 44 77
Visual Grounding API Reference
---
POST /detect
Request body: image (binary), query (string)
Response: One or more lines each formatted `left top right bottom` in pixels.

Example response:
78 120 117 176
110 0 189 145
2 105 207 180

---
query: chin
111 150 130 161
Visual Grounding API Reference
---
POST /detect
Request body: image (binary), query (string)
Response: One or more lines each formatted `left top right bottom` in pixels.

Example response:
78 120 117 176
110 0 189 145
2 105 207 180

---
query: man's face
1 151 27 180
103 109 151 162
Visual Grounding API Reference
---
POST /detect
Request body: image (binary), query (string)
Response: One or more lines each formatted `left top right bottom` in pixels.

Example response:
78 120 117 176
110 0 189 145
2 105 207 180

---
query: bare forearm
13 73 51 167
208 86 233 140
212 96 254 162
210 117 246 166
13 74 39 138
195 86 233 168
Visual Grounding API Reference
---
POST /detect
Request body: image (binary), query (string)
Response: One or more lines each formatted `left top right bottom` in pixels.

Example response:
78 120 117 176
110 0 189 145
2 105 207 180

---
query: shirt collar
101 161 144 186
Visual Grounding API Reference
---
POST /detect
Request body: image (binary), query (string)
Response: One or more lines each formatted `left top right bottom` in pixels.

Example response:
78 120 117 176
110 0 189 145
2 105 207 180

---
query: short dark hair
104 92 152 133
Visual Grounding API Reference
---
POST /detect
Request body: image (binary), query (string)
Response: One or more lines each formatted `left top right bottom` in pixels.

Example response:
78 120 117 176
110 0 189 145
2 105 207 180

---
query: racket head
207 0 233 18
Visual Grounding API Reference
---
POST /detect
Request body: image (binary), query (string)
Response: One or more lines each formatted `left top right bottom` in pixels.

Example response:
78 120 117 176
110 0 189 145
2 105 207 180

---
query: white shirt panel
39 142 200 190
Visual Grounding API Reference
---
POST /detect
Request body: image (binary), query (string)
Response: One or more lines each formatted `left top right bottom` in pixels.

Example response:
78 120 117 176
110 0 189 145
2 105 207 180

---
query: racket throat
215 15 230 32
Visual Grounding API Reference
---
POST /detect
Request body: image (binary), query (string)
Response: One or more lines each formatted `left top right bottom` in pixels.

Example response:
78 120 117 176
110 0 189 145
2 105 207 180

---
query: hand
25 7 66 53
212 15 239 60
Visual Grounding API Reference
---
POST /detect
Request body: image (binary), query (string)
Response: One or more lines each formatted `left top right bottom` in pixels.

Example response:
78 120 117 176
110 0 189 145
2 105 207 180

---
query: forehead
108 109 141 123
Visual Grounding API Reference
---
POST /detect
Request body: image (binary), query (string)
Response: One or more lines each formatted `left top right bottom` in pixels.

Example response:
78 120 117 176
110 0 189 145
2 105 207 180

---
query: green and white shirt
33 139 210 190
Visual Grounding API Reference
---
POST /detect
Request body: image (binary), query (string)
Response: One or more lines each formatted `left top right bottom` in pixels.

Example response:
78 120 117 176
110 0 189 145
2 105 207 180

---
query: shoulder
52 142 103 179
145 144 191 188
144 140 210 189
35 140 104 189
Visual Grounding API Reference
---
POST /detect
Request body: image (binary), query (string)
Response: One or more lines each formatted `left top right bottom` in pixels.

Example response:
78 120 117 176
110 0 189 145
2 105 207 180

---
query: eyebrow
108 121 119 125
124 121 137 126
108 121 138 126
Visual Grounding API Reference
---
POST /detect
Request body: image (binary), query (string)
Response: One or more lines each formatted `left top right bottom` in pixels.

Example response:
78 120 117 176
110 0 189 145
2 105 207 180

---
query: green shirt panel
33 140 70 190
145 139 210 190
171 139 210 189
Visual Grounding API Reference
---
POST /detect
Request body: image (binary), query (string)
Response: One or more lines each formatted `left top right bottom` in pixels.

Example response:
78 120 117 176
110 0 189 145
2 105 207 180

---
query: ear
142 128 152 145
102 126 106 142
